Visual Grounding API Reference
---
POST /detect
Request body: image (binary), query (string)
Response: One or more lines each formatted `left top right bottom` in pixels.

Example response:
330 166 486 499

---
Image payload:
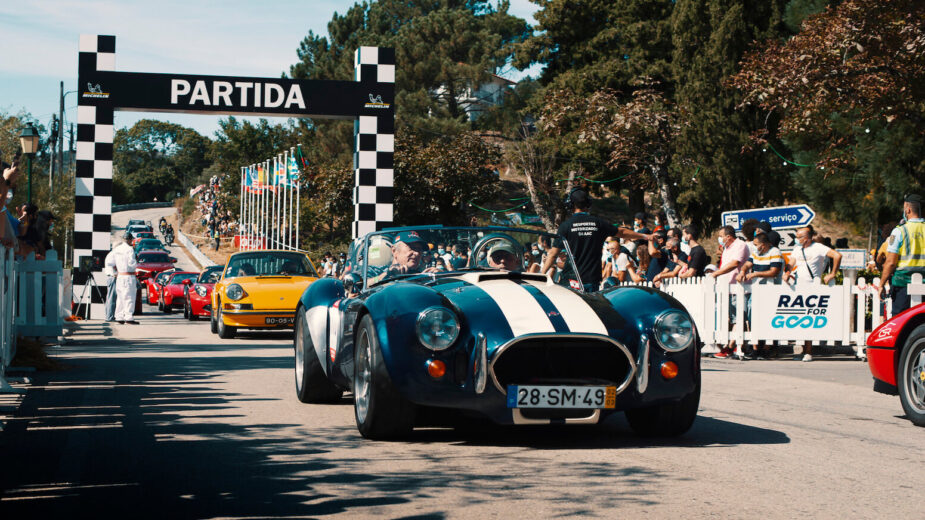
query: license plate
506 385 616 409
265 316 294 325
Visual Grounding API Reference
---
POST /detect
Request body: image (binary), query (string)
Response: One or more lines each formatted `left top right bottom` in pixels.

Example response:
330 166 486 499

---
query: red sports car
867 302 925 426
159 271 198 313
136 250 177 285
145 269 176 306
132 231 156 246
183 265 224 321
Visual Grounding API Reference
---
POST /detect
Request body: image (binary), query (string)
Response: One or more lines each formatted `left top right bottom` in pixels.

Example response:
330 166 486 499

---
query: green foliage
394 130 502 225
670 0 792 231
113 119 211 203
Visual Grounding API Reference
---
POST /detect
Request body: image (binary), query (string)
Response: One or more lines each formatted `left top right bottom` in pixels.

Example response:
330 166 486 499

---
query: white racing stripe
524 279 609 335
476 279 555 336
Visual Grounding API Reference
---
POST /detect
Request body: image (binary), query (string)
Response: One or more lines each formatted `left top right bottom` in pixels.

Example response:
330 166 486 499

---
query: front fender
298 278 346 375
362 283 447 389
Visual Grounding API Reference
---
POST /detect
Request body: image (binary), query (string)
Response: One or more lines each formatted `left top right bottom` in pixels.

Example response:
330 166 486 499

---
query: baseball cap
905 193 922 204
488 241 516 257
394 230 426 246
756 221 772 233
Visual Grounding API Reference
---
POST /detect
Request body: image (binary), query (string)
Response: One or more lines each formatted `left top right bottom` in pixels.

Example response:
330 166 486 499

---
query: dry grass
11 336 65 371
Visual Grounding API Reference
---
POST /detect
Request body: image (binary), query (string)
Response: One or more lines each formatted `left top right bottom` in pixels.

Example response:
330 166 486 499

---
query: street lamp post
19 122 40 204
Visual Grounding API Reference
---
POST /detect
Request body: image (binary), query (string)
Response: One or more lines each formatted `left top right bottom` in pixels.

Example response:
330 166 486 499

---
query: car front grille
490 335 636 394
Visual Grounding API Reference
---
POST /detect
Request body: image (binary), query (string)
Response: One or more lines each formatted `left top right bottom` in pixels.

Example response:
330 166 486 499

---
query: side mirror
170 257 178 263
182 279 192 285
343 272 363 295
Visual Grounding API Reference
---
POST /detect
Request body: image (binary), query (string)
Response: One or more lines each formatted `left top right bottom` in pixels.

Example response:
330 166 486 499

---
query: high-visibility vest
898 220 925 273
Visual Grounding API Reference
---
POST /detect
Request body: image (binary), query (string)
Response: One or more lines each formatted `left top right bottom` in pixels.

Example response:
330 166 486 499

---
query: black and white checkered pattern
353 46 395 238
73 34 116 319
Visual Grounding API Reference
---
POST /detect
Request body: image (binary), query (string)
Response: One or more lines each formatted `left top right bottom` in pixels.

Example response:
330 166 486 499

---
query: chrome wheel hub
355 329 372 423
908 342 925 412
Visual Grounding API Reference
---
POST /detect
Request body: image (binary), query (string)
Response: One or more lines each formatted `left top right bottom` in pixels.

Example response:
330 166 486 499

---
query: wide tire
294 307 342 403
626 382 700 437
162 297 172 314
354 314 414 439
897 324 925 427
210 305 218 333
157 298 164 312
187 302 197 321
217 306 236 339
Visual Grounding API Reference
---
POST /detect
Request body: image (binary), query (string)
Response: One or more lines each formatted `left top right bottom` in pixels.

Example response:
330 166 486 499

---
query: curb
176 230 217 267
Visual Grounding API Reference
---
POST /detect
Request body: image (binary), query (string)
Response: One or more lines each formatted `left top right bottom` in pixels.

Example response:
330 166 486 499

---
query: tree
114 120 211 203
394 130 502 226
729 0 924 225
543 80 686 228
670 0 792 230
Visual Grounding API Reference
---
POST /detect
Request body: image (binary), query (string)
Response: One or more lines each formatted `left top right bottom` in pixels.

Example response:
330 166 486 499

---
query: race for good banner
750 284 845 341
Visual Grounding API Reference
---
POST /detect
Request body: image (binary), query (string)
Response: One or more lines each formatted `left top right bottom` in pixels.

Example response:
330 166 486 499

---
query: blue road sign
721 205 815 231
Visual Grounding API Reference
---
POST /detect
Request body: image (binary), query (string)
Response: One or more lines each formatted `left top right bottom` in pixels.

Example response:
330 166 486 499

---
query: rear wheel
210 304 218 333
217 306 236 339
626 382 700 437
897 324 925 427
294 307 342 403
354 314 414 439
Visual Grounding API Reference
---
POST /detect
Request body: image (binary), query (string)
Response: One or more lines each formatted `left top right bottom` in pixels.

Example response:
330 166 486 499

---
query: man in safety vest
880 193 924 315
105 231 139 324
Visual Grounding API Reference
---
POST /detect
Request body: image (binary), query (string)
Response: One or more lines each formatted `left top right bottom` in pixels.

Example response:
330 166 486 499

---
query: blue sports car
293 226 701 439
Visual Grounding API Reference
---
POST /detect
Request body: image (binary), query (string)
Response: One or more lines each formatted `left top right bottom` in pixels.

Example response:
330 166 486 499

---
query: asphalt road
1 210 923 518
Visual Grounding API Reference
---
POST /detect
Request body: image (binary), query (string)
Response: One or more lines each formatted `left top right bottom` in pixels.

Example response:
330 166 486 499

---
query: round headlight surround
653 310 694 352
225 283 245 301
195 285 208 297
415 307 460 351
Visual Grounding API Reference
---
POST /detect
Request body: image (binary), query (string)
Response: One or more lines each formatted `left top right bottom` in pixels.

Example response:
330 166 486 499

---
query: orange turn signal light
660 361 679 380
427 359 446 379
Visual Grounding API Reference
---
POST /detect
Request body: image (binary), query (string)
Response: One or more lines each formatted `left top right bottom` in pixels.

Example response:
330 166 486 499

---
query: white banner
750 284 845 341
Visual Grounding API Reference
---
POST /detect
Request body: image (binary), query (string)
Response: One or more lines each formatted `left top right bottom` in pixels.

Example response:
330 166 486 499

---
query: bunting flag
287 154 300 185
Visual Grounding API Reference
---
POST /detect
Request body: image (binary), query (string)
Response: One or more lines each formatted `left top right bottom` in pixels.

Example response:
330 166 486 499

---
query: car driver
387 231 438 276
487 241 521 272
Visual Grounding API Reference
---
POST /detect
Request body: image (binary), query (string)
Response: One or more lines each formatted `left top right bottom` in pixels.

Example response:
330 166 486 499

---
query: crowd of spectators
192 175 237 249
1 159 56 260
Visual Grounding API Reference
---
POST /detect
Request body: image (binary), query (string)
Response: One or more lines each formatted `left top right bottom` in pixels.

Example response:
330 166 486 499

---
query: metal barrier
616 273 925 353
15 251 64 337
1 247 18 392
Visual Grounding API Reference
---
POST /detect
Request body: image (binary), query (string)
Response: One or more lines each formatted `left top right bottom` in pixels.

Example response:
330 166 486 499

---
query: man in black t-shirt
680 224 708 278
541 188 653 291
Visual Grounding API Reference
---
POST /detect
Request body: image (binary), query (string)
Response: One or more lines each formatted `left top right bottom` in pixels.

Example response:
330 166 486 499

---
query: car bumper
221 309 295 328
867 345 897 387
189 298 211 317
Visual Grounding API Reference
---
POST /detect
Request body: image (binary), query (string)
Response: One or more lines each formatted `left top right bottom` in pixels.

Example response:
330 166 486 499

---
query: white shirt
614 252 631 272
103 249 116 276
792 241 830 283
105 242 137 274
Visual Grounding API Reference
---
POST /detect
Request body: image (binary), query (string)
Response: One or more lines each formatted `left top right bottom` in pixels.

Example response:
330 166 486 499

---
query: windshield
198 266 224 283
168 273 197 285
137 239 161 248
138 253 169 264
224 252 317 278
360 226 581 290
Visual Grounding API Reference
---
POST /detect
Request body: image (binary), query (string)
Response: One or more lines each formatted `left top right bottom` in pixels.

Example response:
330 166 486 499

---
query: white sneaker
802 354 813 362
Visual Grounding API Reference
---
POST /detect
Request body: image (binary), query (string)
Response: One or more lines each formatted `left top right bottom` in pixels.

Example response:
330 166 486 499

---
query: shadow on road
0 330 787 517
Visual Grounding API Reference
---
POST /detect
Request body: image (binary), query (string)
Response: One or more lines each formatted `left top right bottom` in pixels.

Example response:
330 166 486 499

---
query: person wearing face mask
437 243 453 267
736 232 783 359
710 225 751 359
784 224 841 362
679 225 707 278
0 183 18 251
879 193 924 315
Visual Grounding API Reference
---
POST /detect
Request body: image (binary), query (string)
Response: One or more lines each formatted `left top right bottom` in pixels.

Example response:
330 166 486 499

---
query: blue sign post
721 205 815 231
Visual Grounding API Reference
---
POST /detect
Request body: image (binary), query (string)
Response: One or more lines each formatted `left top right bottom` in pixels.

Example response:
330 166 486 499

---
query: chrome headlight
195 285 208 297
225 283 245 301
653 310 694 352
415 307 460 351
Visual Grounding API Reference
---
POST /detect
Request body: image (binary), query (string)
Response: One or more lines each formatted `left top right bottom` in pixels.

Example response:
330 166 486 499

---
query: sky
0 0 540 141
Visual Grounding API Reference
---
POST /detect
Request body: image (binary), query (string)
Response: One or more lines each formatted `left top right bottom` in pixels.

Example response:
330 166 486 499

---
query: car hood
137 263 172 271
226 275 317 309
412 271 634 341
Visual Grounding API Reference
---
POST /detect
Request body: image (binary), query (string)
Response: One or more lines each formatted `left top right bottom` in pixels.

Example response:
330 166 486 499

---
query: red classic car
144 269 176 306
136 250 177 284
867 302 925 426
184 265 224 321
159 271 198 313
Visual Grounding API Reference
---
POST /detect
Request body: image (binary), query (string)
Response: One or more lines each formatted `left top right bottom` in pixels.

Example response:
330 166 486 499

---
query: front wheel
897 324 925 427
162 296 172 314
626 382 700 437
354 314 414 439
294 307 342 403
210 304 218 333
217 306 236 339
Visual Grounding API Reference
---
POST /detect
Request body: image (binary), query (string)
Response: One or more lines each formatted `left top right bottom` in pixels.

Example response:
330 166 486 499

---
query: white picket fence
1 249 65 393
619 273 924 353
